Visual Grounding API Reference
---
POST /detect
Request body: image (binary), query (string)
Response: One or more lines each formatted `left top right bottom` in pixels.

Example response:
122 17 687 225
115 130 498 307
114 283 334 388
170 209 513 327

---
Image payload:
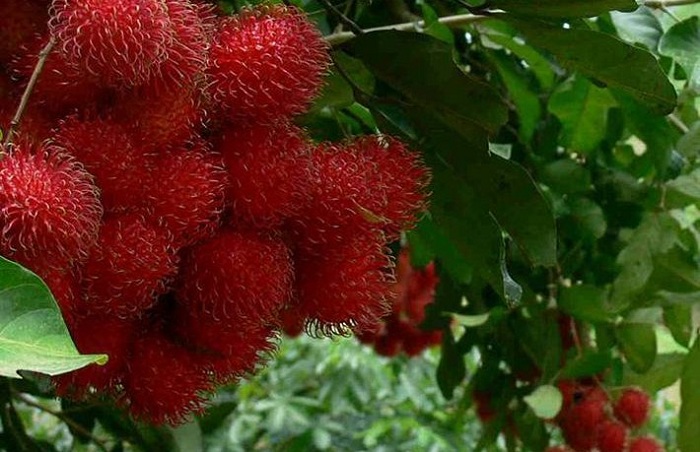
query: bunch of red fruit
548 383 664 452
354 248 442 357
0 0 430 424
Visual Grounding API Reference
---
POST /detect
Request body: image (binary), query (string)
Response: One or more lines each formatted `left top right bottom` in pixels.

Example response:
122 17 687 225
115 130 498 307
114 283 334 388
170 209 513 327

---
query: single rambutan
113 86 204 151
33 265 82 326
629 437 664 452
0 144 102 269
141 141 227 247
54 314 136 399
278 306 306 338
0 0 48 64
294 234 393 335
175 229 294 325
123 330 212 425
49 0 172 86
613 387 651 428
208 5 330 122
52 116 155 212
171 307 277 383
81 214 179 318
218 122 311 228
374 334 402 357
393 250 438 324
559 386 609 451
596 420 629 452
11 33 103 115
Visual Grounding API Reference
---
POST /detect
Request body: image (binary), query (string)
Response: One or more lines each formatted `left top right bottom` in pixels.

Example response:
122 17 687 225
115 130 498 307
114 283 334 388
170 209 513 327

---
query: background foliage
3 0 700 450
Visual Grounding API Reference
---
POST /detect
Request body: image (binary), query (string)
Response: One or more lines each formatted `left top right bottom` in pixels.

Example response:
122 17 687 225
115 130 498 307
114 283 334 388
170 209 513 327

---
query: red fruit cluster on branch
351 249 442 357
550 381 662 452
0 1 430 425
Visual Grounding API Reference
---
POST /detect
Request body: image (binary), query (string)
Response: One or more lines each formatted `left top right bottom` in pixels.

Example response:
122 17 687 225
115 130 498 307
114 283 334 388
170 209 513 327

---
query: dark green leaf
548 75 617 154
508 20 677 114
623 353 685 393
436 328 466 399
408 217 472 284
0 257 106 378
558 285 613 323
562 197 607 240
616 323 657 374
679 339 700 452
346 31 508 134
490 0 636 18
664 305 692 348
539 159 591 195
561 350 613 379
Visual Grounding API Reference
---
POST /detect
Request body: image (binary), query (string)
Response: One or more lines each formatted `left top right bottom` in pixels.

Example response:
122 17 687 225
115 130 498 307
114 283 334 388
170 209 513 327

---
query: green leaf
561 197 607 241
611 7 664 50
170 421 203 452
489 0 636 18
677 121 700 157
548 75 617 154
561 350 613 379
508 20 677 115
659 17 700 75
523 385 562 420
488 50 542 143
408 217 472 284
664 305 692 348
680 339 700 452
0 257 106 378
539 159 591 195
616 323 657 374
558 285 613 323
623 353 685 393
346 31 508 135
436 328 466 399
667 168 700 207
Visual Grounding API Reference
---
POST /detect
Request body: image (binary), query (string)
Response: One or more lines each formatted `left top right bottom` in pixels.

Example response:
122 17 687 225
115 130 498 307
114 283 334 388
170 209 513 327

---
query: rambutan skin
629 437 664 452
208 5 330 122
81 214 179 318
123 330 212 425
559 386 609 451
0 145 102 269
49 0 172 86
0 0 48 64
613 387 651 428
218 122 311 228
54 314 136 399
52 116 155 213
175 230 294 325
141 141 228 247
294 234 394 335
596 420 628 452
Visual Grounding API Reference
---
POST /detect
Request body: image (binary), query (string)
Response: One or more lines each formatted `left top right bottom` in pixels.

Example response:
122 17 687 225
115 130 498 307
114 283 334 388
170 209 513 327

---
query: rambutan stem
324 12 489 46
2 36 56 150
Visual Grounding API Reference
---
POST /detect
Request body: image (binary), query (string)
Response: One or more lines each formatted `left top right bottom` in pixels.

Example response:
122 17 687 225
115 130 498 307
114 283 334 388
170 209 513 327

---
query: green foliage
0 257 105 379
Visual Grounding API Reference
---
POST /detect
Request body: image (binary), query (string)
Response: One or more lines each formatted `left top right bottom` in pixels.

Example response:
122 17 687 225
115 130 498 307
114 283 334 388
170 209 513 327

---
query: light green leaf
523 385 563 420
0 256 106 378
616 323 657 374
659 16 700 75
679 339 700 452
623 353 685 393
611 7 663 50
558 285 613 323
548 76 617 154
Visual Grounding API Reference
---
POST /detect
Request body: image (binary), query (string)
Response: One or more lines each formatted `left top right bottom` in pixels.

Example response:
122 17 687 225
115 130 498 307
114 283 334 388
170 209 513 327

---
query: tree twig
668 113 690 134
2 36 56 150
318 0 364 35
324 12 491 46
12 391 110 452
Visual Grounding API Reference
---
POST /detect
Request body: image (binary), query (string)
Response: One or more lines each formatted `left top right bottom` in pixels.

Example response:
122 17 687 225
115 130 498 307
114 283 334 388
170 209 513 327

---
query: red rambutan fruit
629 437 664 452
11 33 103 115
218 122 311 228
374 334 402 357
208 5 330 122
596 420 629 452
0 0 48 64
171 307 277 383
123 330 212 425
33 265 82 326
278 306 306 338
113 85 204 151
49 0 172 87
53 116 155 212
0 144 102 269
175 229 294 325
294 234 393 335
473 391 497 423
559 386 609 451
142 141 227 247
613 387 651 428
54 314 136 399
81 214 179 318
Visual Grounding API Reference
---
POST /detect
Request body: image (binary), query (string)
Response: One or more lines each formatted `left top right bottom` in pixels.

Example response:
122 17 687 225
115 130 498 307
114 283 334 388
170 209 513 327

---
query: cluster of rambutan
352 248 442 357
547 382 663 452
0 0 430 424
